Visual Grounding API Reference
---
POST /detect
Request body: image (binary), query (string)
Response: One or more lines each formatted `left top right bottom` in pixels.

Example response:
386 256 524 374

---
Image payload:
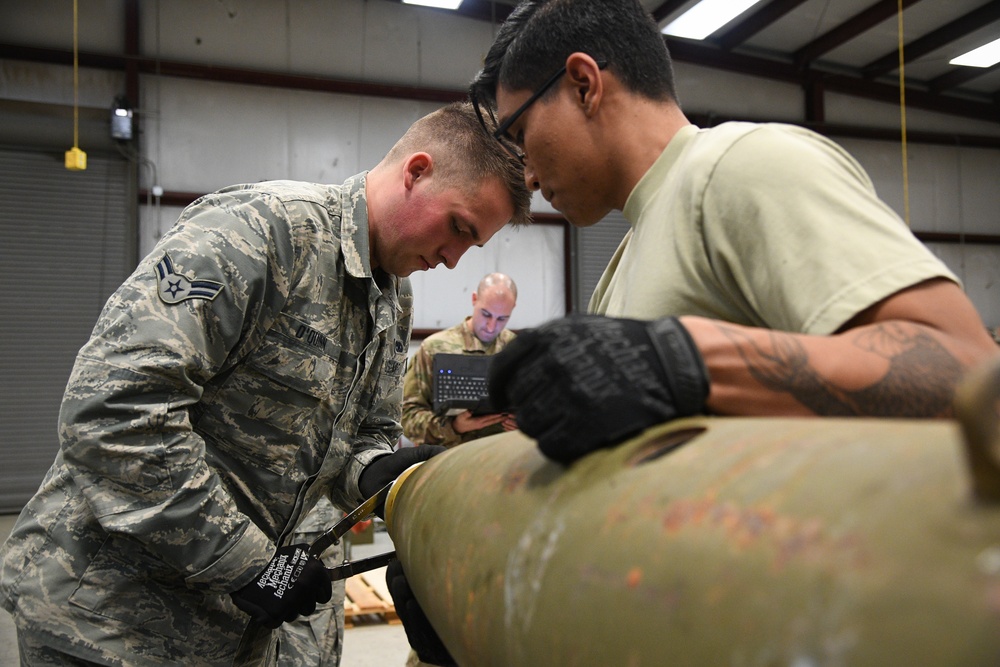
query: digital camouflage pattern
0 174 411 666
277 497 345 667
401 318 515 447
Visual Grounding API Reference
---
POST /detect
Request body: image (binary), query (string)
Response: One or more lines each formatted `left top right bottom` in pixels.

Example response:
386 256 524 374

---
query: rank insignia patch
155 254 224 304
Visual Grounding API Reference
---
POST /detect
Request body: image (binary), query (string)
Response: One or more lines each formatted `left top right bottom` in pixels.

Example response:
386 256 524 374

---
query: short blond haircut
384 102 532 227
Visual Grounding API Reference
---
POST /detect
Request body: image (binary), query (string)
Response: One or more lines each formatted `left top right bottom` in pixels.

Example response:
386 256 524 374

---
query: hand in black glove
387 559 457 667
231 544 332 629
358 445 447 518
488 314 709 465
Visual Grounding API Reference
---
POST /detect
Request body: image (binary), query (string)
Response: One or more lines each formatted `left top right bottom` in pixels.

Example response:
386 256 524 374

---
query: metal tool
309 480 397 580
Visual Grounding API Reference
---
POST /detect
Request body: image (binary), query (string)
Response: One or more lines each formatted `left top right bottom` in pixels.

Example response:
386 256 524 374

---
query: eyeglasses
472 59 606 164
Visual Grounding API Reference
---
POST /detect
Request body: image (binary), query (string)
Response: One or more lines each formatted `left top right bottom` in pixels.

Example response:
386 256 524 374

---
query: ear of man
403 152 433 191
565 52 604 117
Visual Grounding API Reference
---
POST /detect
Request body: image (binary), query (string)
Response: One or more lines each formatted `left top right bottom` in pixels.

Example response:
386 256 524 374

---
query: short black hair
470 0 677 109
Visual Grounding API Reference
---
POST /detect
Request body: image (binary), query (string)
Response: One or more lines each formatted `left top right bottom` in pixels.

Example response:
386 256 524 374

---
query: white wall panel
953 148 1000 236
839 138 1000 236
286 94 365 185
288 0 368 77
353 97 442 170
0 60 122 108
825 92 1000 136
139 0 495 90
396 5 499 88
139 76 441 193
672 63 805 123
363 2 424 85
926 242 1000 328
0 0 125 52
147 77 292 192
143 0 298 72
408 224 565 332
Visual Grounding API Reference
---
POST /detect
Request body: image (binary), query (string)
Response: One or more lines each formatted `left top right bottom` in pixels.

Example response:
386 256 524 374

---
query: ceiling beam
803 79 826 124
666 38 999 123
0 43 467 104
715 0 811 50
863 0 1000 79
651 0 692 23
928 61 1000 93
794 0 925 68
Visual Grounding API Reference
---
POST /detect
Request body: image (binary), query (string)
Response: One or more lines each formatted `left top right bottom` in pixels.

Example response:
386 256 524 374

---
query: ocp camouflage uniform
0 174 410 666
401 317 515 447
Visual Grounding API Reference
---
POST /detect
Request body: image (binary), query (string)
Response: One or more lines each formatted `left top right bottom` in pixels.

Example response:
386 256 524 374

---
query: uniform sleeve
58 190 296 592
401 344 463 447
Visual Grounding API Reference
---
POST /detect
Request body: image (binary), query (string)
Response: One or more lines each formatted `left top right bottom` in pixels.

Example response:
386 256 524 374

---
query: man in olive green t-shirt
469 0 1000 466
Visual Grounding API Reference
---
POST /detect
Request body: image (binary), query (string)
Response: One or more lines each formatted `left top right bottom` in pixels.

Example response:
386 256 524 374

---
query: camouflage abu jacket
0 174 411 666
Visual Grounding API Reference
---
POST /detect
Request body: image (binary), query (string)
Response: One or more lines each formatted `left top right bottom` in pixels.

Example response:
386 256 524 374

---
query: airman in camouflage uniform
0 101 531 667
402 273 519 448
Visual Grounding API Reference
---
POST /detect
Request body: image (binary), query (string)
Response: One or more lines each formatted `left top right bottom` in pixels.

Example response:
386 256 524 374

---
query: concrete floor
0 514 410 667
340 532 412 667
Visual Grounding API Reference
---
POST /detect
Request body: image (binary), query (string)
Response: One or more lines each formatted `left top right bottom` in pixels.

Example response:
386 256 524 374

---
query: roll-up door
0 148 132 513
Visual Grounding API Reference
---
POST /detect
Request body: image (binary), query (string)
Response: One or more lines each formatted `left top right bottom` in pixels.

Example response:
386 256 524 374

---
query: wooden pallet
344 566 400 627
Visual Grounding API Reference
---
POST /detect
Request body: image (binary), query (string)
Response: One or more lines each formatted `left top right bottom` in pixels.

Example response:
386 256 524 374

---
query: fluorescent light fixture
661 0 764 40
949 37 1000 68
402 0 463 9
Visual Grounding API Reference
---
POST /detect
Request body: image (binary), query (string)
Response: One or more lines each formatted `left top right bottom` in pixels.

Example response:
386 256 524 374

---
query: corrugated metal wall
0 148 132 512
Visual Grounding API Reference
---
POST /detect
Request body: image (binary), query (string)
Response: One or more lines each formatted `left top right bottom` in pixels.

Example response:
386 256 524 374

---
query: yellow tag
65 147 87 171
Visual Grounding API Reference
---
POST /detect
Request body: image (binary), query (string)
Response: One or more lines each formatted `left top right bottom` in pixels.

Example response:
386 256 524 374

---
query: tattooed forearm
847 328 962 416
716 323 963 417
718 326 859 415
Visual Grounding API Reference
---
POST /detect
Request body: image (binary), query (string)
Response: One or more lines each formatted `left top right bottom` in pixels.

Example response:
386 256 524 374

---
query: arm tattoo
717 323 963 417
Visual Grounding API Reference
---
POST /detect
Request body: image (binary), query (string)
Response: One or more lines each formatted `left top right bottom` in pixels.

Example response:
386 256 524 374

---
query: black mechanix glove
231 544 332 629
488 314 710 465
387 559 457 667
359 445 447 518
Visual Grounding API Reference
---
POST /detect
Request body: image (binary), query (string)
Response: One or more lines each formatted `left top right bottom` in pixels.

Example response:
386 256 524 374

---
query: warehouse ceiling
430 0 1000 124
1 0 997 129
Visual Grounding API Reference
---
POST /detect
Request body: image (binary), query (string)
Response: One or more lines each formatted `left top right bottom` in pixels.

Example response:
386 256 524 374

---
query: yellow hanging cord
73 0 79 149
65 0 86 170
897 0 910 226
